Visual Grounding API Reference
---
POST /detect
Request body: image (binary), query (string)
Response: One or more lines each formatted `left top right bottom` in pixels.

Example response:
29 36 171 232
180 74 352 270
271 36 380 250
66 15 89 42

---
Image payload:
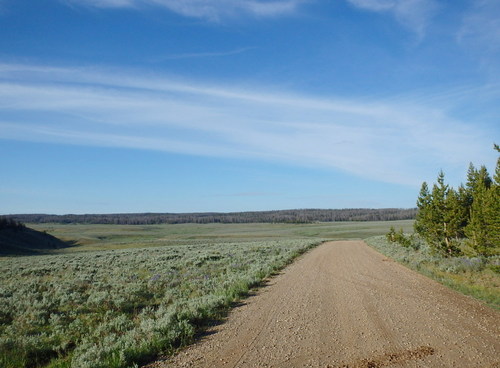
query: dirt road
152 241 499 368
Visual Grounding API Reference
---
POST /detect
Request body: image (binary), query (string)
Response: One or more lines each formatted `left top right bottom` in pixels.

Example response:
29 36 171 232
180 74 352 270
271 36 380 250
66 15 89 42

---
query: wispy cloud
0 62 494 186
64 0 304 20
346 0 438 38
150 47 255 62
64 0 136 8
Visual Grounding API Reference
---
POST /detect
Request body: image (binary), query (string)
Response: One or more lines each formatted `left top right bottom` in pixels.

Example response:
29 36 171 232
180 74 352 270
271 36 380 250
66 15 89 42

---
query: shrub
0 239 322 367
386 228 418 250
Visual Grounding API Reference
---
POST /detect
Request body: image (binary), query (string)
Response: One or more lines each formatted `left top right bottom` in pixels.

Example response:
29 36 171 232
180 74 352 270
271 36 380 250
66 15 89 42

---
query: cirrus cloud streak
346 0 438 38
0 63 494 187
63 0 304 20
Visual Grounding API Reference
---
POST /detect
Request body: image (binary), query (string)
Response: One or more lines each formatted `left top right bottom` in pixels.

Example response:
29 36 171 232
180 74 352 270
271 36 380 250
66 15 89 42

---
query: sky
0 0 499 214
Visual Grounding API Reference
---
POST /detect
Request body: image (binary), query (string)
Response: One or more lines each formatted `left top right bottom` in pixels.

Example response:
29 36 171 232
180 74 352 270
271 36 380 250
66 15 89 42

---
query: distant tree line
0 217 25 231
6 208 416 225
413 144 499 256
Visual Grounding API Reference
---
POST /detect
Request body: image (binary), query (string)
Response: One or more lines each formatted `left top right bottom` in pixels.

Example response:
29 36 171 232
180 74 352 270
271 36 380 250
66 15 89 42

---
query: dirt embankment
148 241 499 368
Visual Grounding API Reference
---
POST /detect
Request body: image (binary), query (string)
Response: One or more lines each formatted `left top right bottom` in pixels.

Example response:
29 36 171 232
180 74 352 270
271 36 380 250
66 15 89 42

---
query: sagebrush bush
0 239 321 368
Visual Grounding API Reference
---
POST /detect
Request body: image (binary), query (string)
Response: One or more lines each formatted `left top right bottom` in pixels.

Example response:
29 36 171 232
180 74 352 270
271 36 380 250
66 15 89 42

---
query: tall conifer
426 171 458 254
413 144 499 256
465 165 497 255
414 181 431 236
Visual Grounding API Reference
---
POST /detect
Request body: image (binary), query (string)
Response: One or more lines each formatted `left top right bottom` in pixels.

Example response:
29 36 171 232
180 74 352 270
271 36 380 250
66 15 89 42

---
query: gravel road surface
149 240 499 368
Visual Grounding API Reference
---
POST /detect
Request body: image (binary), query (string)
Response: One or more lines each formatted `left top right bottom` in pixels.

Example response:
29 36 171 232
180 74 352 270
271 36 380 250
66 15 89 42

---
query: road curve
149 241 499 368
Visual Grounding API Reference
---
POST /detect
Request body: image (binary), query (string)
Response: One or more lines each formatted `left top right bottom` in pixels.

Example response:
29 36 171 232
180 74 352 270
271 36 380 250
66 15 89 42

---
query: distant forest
7 208 416 225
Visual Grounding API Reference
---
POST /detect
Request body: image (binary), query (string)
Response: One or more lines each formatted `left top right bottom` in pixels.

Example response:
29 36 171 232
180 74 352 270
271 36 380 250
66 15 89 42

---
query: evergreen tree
463 163 492 208
480 144 500 254
415 171 459 255
483 184 499 254
465 165 498 255
414 181 431 236
464 163 477 211
494 143 500 185
466 180 489 254
478 165 492 189
431 172 448 253
412 144 499 257
454 184 470 236
445 188 465 241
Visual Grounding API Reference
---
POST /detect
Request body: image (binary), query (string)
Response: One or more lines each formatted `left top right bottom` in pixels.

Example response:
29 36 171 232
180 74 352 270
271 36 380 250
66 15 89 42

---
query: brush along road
150 241 499 368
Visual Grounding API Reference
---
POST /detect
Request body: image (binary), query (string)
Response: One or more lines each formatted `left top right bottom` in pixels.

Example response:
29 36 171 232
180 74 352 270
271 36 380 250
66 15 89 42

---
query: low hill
0 220 68 255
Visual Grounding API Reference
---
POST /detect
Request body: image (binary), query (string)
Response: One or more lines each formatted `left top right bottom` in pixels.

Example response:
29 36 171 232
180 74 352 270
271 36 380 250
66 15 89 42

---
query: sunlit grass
366 235 500 310
28 220 414 253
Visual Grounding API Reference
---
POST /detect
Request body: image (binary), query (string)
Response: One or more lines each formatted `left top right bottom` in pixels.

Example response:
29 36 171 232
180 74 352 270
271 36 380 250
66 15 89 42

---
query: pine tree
467 182 489 254
494 143 500 185
481 144 500 254
482 185 499 254
432 171 447 252
424 172 445 253
464 163 477 210
414 181 431 236
454 184 470 236
465 165 497 255
412 144 499 257
445 188 464 241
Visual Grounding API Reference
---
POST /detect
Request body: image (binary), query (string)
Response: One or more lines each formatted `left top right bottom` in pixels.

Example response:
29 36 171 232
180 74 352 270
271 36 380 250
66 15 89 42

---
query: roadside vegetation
413 144 499 257
367 145 499 309
366 235 499 309
0 239 322 368
0 219 412 367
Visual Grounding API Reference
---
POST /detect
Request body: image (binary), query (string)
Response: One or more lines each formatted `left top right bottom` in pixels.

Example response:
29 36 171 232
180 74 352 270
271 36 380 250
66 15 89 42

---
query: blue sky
0 0 499 214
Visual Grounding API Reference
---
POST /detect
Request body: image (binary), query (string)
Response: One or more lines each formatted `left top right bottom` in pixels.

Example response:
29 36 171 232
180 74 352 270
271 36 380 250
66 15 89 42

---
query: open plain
153 241 499 368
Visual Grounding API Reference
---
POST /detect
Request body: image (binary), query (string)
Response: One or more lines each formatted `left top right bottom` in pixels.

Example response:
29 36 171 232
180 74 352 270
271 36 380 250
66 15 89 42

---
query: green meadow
27 220 415 253
1 220 412 368
2 220 497 368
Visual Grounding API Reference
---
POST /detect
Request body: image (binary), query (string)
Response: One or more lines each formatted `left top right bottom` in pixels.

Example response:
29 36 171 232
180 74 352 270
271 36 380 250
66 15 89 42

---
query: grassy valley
26 220 414 253
0 220 412 368
1 219 498 367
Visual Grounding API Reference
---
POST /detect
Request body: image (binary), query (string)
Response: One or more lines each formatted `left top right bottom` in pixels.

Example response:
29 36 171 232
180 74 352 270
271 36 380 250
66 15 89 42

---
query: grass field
27 220 415 253
3 220 497 367
365 235 500 310
1 239 322 368
1 220 413 368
